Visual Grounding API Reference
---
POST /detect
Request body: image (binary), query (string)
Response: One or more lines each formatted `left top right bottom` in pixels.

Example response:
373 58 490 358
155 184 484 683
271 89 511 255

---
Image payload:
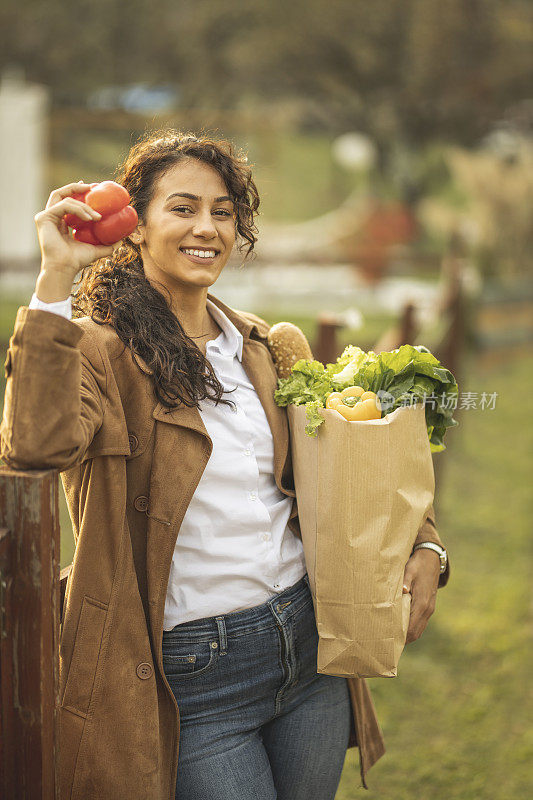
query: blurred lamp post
0 68 48 271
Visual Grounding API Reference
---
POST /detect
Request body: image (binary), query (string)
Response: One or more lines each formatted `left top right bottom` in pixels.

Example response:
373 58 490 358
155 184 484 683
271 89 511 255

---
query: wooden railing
313 255 466 377
0 468 61 799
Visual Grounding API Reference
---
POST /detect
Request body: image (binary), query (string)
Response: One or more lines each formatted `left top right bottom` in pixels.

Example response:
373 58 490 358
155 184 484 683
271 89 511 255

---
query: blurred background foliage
0 1 532 797
2 0 531 281
1 0 531 147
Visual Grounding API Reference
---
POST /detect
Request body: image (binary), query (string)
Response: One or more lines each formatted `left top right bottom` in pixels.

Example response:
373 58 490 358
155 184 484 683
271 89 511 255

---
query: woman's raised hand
34 181 115 302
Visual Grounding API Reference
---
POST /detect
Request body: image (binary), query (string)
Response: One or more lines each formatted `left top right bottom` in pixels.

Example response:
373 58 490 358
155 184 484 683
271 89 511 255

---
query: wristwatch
412 542 448 574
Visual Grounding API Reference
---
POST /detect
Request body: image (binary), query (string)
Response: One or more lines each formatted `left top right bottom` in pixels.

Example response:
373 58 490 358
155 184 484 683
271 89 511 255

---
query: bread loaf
267 322 314 379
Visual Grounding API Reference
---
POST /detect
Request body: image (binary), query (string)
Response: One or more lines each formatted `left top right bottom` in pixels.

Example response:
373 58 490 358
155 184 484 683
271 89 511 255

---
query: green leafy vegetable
273 343 459 451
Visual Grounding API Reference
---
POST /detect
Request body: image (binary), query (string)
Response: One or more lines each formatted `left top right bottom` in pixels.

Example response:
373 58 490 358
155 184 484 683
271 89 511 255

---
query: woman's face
134 158 236 295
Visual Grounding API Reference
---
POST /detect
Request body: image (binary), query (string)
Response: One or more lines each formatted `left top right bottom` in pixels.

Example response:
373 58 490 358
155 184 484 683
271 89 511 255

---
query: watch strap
412 542 447 573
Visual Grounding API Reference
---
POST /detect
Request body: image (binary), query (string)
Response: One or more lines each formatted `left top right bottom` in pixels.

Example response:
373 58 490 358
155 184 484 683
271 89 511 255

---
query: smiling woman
73 131 260 407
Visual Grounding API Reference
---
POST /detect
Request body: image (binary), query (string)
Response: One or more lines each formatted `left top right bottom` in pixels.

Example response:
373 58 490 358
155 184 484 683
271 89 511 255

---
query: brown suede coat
1 296 448 798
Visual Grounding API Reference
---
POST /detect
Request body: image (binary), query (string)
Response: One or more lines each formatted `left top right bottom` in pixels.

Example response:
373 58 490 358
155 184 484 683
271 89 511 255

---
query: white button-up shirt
29 292 307 627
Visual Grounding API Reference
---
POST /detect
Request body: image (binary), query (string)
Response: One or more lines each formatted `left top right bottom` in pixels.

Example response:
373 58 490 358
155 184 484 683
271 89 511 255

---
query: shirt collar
205 298 244 362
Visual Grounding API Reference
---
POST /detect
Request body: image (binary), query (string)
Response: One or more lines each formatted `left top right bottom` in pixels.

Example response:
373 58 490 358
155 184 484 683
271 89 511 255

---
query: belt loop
303 573 310 589
215 616 227 656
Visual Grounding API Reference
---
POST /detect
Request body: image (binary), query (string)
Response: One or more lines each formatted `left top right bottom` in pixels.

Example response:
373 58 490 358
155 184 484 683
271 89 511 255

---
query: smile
180 248 218 260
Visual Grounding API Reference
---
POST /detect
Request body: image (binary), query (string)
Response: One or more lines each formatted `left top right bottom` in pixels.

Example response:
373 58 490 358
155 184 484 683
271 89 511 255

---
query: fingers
92 245 115 259
406 597 425 643
402 549 439 641
402 562 414 594
406 613 431 643
46 181 93 210
405 585 436 643
35 198 101 226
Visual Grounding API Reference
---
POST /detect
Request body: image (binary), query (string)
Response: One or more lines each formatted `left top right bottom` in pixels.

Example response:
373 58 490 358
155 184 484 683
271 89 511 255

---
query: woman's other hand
34 181 115 301
402 548 440 643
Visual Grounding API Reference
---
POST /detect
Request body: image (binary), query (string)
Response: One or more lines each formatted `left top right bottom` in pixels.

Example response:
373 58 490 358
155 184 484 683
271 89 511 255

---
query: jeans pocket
162 638 220 680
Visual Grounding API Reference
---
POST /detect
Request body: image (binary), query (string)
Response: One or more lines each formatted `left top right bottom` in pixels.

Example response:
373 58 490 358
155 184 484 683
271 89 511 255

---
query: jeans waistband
163 574 311 642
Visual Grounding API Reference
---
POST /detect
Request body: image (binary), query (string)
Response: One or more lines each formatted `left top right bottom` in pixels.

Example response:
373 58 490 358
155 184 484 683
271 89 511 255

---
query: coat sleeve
1 307 105 471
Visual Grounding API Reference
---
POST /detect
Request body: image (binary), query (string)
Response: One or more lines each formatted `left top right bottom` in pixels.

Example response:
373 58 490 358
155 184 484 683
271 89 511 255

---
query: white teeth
183 248 216 258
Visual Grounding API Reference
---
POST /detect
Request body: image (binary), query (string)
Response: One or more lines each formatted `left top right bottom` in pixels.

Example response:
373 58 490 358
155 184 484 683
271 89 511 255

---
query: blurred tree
1 0 531 148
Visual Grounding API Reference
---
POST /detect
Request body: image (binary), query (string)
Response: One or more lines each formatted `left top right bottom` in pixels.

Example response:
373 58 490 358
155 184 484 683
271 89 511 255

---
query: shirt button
136 662 153 680
249 492 257 501
262 534 270 541
244 449 252 456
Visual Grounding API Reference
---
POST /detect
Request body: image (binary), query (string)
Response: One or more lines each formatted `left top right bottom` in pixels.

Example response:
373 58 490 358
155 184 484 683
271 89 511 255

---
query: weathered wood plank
0 525 15 798
0 468 60 799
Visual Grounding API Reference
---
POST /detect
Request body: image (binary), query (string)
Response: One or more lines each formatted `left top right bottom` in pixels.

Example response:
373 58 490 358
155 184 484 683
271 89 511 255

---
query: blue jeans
162 574 352 800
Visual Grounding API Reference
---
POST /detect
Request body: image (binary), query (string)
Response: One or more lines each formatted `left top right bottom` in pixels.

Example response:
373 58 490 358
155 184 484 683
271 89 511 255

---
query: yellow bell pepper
326 386 381 421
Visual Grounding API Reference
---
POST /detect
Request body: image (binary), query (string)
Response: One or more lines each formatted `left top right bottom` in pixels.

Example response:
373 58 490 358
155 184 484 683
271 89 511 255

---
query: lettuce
274 359 334 408
303 399 325 437
273 343 459 451
328 345 376 384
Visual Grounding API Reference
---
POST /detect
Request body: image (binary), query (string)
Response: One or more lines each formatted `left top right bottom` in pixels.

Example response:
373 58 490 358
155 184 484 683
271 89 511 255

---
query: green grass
44 125 470 229
48 126 361 223
336 351 533 799
249 309 397 355
0 299 26 343
247 131 361 222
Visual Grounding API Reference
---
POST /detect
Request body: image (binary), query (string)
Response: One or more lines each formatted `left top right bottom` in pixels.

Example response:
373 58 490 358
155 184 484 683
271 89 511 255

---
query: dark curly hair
72 130 260 411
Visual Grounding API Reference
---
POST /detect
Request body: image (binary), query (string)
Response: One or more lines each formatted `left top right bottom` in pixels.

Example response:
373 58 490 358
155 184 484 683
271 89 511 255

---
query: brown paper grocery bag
288 401 435 678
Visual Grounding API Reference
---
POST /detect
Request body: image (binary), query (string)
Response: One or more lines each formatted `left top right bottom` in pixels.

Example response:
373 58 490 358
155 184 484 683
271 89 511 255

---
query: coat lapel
149 400 211 525
207 293 291 496
240 339 290 495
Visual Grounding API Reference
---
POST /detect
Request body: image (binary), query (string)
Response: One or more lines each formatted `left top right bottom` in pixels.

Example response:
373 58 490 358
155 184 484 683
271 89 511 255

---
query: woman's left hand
402 548 440 643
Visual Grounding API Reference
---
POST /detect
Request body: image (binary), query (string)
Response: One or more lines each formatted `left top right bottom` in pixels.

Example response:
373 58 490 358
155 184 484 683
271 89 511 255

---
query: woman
1 131 448 800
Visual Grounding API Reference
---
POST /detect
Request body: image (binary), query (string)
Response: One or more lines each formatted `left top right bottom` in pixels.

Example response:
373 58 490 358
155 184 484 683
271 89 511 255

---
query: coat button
128 433 139 453
136 662 153 680
134 495 149 512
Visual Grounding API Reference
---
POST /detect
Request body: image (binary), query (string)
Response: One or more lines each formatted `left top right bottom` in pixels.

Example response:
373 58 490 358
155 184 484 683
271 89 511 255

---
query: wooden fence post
0 467 60 799
313 312 344 364
373 302 418 354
